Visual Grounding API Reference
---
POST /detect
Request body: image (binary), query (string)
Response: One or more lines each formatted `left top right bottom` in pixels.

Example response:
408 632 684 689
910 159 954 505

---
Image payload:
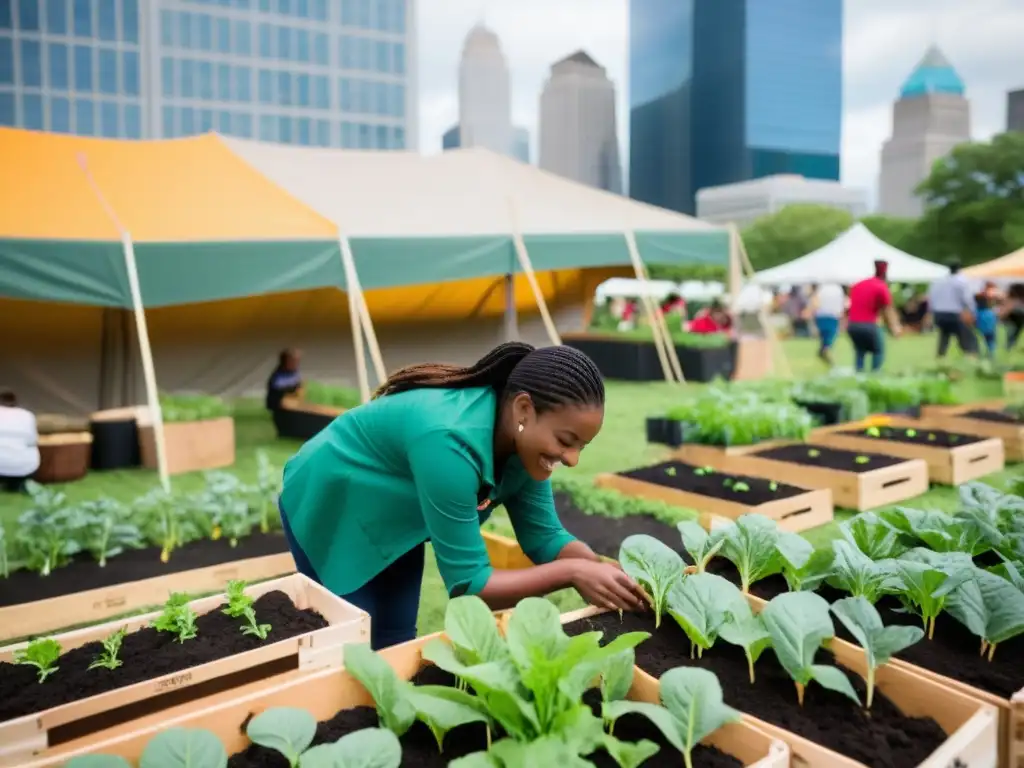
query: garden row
21 483 1024 767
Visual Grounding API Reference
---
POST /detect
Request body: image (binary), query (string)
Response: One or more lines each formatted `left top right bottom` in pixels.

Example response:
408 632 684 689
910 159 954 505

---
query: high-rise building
511 125 529 163
696 174 867 227
0 0 416 150
628 0 842 215
878 46 970 217
538 50 621 193
457 23 510 155
1008 89 1024 132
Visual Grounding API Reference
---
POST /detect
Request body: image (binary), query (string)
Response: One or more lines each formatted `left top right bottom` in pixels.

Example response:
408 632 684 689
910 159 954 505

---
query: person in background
974 282 1000 358
0 390 39 492
659 292 688 330
927 261 978 360
811 281 846 365
617 297 639 331
278 342 647 649
266 348 303 412
847 260 902 372
782 287 810 337
1002 284 1024 350
688 299 732 334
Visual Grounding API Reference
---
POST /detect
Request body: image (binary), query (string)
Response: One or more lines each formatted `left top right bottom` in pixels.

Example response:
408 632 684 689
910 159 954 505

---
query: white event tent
752 223 950 286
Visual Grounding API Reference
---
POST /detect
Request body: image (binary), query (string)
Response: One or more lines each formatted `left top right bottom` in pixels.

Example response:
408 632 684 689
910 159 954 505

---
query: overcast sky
415 0 1024 210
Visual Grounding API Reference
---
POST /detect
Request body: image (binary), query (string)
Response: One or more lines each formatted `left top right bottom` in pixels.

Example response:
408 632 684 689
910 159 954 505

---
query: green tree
915 132 1024 265
740 204 855 270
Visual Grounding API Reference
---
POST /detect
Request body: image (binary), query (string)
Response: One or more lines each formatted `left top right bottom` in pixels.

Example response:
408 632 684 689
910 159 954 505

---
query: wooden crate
139 417 235 475
481 531 534 569
0 552 297 644
561 604 998 768
812 416 1005 485
24 626 788 768
678 443 929 512
0 574 369 766
595 470 834 533
920 402 1024 463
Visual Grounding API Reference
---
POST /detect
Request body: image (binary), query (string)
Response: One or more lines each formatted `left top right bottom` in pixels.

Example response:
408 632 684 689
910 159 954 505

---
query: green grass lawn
2 332 1021 635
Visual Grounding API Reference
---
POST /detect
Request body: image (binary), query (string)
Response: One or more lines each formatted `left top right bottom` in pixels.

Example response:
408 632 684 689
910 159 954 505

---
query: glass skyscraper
0 0 414 149
629 0 842 215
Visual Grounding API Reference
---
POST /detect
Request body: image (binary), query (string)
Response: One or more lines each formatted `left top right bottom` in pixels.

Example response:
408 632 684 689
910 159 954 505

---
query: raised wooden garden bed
33 433 93 484
596 460 833 533
0 574 368 766
812 416 1005 485
27 624 789 768
678 443 929 512
920 401 1024 463
274 396 344 441
563 605 998 767
139 416 235 475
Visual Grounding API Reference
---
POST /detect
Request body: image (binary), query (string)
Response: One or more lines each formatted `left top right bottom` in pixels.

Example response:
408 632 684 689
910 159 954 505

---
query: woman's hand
569 560 648 612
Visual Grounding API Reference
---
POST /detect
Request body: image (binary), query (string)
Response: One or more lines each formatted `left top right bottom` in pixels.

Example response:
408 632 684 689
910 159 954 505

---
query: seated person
0 390 40 492
688 300 732 335
266 348 303 412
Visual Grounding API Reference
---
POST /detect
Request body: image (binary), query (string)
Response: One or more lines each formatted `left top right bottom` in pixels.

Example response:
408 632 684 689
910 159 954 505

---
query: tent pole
76 153 170 492
503 273 519 340
732 225 792 379
337 235 371 402
337 233 386 387
507 197 562 346
624 230 685 384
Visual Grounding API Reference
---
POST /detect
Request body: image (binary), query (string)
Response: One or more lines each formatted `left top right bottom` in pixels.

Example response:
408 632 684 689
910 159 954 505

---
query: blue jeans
847 323 884 372
279 506 424 650
815 315 839 351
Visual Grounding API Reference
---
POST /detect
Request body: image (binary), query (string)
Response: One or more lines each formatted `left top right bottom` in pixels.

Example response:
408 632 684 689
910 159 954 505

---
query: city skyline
416 0 1023 207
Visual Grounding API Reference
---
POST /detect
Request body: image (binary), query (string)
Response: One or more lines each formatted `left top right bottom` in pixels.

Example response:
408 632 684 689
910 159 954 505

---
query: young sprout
222 579 254 618
928 433 937 441
722 477 733 487
89 627 127 671
152 593 199 643
865 426 881 437
665 466 677 477
15 637 62 682
807 449 821 458
240 606 272 640
732 481 750 492
855 456 870 465
769 481 778 492
906 429 917 437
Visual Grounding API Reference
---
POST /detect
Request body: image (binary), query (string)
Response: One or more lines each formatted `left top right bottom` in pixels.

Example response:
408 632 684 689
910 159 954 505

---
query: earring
518 423 524 433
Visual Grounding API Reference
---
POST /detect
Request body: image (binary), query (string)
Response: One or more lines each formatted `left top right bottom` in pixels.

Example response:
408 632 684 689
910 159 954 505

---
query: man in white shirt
0 390 39 492
812 282 847 365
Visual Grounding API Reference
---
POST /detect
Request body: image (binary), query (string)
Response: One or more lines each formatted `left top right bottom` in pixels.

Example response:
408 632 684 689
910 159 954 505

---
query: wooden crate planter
274 397 345 442
562 605 998 768
812 416 1005 485
138 416 235 475
26 629 788 768
921 401 1024 463
481 531 534 570
32 433 93 484
0 574 368 766
0 552 297 644
595 463 834 533
678 443 930 512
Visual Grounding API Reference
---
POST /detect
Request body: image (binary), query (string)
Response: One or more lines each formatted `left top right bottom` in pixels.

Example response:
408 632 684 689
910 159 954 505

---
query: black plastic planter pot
645 417 687 447
563 334 737 383
794 399 844 426
675 341 737 383
89 417 141 470
273 407 334 442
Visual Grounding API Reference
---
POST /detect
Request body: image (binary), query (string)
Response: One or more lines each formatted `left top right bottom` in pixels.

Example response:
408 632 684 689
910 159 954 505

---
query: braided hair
373 342 604 413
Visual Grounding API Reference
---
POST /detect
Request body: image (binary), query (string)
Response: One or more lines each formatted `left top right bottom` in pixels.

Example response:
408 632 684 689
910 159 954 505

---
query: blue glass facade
629 0 842 214
0 0 412 149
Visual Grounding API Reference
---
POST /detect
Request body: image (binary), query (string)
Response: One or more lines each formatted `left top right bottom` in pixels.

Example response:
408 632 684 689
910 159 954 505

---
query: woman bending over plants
279 342 647 649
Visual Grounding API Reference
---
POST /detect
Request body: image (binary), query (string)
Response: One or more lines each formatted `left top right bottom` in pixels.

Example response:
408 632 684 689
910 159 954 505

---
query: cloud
417 0 1023 207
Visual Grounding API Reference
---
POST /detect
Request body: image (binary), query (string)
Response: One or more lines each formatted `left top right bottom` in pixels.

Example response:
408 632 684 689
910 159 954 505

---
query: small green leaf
246 707 317 765
342 644 416 737
855 456 870 465
138 728 227 768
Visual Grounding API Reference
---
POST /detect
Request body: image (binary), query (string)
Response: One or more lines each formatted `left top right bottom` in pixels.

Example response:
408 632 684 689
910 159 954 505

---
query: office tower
442 123 459 149
628 0 842 214
457 23 511 155
538 50 621 193
511 125 529 163
1008 89 1024 132
879 46 970 217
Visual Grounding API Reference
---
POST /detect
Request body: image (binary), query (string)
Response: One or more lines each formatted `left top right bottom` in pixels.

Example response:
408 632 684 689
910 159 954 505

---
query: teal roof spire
900 46 965 98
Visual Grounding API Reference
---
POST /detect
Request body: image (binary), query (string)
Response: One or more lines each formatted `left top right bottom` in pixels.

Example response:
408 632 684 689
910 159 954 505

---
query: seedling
676 521 726 574
718 515 785 594
807 449 821 458
620 534 684 627
665 466 677 477
152 592 198 643
928 433 937 441
722 477 733 488
15 637 62 683
769 481 778 492
865 426 881 437
855 456 870 465
731 481 750 492
892 550 974 640
241 606 272 640
666 572 746 659
905 428 917 437
89 627 127 671
223 579 254 618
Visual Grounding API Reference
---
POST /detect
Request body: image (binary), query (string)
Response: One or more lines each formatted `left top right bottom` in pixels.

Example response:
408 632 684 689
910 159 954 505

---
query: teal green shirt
280 386 576 598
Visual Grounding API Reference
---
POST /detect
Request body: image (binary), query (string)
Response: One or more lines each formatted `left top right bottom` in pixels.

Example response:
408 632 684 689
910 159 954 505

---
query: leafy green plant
253 451 281 534
666 390 813 447
717 515 783 594
892 549 975 639
304 381 362 409
135 487 201 563
791 381 870 422
200 471 259 547
854 456 870 465
223 579 254 617
718 600 772 684
776 532 832 592
240 606 272 640
760 591 860 706
830 597 924 708
79 498 144 567
840 512 907 560
676 521 726 573
880 506 1000 557
65 727 228 768
152 593 198 643
666 572 746 659
603 668 740 768
89 627 127 671
944 566 1024 661
15 481 84 576
14 637 62 683
159 393 232 423
246 706 402 768
619 534 684 628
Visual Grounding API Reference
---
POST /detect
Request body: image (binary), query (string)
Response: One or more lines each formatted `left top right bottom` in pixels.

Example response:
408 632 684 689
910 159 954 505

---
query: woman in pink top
846 261 903 372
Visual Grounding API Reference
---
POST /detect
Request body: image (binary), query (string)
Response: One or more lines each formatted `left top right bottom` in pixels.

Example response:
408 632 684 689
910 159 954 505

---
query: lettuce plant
89 627 127 671
135 487 200 563
15 482 84 576
776 531 832 592
880 506 998 558
665 572 745 659
201 471 259 548
944 566 1024 661
222 579 254 618
79 498 144 568
718 600 772 684
829 597 924 708
892 549 975 639
619 534 684 627
827 541 899 604
717 515 784 594
14 637 62 683
676 521 726 573
840 512 907 560
760 591 860 707
152 593 198 643
246 706 401 767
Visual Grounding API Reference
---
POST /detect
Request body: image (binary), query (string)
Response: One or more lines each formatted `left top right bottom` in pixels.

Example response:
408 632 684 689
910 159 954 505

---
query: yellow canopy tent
963 246 1024 279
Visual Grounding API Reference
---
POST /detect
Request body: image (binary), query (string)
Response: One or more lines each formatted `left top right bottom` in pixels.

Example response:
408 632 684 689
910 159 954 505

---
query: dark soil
566 611 947 768
227 664 740 767
0 532 290 608
619 461 807 506
0 591 326 721
555 492 684 561
837 426 985 448
960 409 1020 425
751 444 907 472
